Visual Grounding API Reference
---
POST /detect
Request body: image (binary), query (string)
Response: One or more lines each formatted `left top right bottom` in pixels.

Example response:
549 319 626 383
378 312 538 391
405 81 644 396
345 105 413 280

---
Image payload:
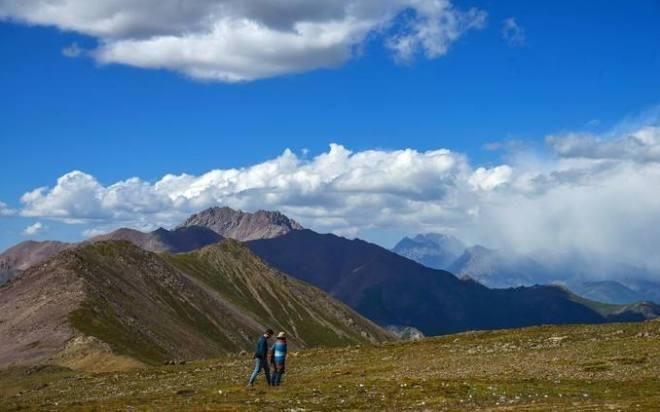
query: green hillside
0 240 390 370
165 239 393 347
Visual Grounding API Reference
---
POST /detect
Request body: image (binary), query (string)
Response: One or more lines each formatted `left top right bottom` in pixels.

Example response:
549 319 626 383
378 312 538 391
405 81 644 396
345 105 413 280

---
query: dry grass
2 320 659 411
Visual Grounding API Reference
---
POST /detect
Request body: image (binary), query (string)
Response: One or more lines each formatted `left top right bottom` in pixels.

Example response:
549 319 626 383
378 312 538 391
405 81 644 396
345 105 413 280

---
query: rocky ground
1 320 659 411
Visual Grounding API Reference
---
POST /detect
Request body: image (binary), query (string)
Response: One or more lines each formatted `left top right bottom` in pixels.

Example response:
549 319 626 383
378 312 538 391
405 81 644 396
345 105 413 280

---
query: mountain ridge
0 239 390 371
247 230 660 336
90 225 223 253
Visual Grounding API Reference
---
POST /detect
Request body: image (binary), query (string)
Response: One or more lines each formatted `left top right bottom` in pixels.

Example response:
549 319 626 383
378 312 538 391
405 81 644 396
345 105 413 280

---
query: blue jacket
254 335 268 359
271 338 287 364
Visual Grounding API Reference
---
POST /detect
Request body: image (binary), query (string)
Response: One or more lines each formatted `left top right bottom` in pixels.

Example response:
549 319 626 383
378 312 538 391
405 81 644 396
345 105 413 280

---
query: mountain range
247 229 660 336
392 233 465 270
0 238 389 370
393 233 660 304
447 245 554 288
0 208 299 286
2 207 660 371
90 226 223 253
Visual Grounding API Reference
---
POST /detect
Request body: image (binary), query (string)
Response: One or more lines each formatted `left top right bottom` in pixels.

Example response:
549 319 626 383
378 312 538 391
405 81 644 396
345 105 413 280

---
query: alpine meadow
2 1 660 411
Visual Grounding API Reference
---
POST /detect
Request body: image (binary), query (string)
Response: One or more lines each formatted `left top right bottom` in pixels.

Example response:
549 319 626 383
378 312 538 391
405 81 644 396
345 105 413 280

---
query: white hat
277 332 286 338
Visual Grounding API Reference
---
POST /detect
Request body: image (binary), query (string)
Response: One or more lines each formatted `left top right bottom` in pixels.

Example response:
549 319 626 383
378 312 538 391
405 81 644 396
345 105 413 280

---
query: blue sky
1 0 660 255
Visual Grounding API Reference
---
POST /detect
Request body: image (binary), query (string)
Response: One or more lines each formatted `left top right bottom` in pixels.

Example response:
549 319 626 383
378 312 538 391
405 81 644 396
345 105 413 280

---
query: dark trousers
271 362 285 385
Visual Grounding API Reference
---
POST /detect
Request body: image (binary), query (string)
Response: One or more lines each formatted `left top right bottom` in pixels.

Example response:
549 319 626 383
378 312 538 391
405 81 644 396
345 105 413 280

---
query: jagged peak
179 206 303 241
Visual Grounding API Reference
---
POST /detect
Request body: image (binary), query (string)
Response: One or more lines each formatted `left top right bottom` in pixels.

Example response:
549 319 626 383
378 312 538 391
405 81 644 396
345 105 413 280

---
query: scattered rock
547 336 568 344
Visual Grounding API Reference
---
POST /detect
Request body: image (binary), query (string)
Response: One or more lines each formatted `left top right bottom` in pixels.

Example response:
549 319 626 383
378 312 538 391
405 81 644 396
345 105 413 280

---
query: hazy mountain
623 279 660 304
392 233 465 270
0 240 72 286
448 247 660 304
90 226 223 253
392 233 553 288
179 206 303 241
568 281 646 305
0 240 390 370
247 230 660 336
395 233 660 304
447 245 554 288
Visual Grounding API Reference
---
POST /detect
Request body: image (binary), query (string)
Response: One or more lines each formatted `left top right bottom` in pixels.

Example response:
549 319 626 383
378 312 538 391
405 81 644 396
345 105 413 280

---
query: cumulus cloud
547 126 660 162
468 165 512 191
14 111 660 279
22 222 44 236
466 122 660 279
502 17 525 46
0 0 486 81
19 144 479 235
0 201 15 216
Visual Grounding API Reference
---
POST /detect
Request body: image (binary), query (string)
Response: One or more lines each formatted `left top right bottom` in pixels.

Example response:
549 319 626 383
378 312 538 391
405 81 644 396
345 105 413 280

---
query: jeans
271 361 285 385
248 357 271 385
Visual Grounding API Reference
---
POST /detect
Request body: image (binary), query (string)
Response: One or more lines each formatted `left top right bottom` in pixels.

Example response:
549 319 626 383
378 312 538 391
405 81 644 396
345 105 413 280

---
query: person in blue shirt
270 332 288 386
248 328 273 386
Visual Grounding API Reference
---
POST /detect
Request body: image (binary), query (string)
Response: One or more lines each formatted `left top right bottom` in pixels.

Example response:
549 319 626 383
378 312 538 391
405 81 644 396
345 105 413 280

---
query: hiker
270 332 288 386
248 328 273 386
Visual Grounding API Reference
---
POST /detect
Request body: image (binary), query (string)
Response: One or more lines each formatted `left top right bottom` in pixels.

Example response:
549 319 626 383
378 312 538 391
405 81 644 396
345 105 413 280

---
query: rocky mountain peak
178 206 303 241
392 232 466 270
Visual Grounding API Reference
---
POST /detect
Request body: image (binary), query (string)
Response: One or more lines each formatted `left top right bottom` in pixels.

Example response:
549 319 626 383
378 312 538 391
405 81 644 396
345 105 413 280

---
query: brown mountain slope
179 206 303 241
0 240 72 285
90 226 223 253
0 240 391 372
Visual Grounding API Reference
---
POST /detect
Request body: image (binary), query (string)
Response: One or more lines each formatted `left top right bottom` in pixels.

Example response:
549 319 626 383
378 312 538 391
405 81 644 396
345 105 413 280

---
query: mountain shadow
248 230 660 336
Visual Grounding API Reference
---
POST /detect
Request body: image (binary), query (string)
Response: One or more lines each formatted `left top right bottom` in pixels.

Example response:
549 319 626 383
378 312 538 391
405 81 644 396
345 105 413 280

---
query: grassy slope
564 286 659 319
64 240 389 367
165 240 393 347
2 320 659 411
66 241 251 365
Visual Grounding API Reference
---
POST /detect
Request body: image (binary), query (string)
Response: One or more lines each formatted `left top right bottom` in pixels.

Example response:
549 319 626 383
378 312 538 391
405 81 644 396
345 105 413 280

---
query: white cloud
547 126 660 162
466 120 660 278
0 201 15 216
468 165 512 191
386 5 486 62
14 110 660 279
0 0 486 82
20 144 476 235
502 17 525 46
82 228 109 238
22 222 44 236
62 42 83 58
